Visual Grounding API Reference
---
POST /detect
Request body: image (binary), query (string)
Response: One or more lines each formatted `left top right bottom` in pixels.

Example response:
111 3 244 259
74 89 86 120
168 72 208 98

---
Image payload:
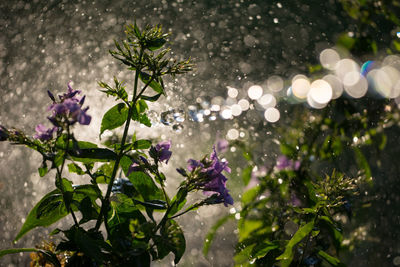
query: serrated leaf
100 103 129 136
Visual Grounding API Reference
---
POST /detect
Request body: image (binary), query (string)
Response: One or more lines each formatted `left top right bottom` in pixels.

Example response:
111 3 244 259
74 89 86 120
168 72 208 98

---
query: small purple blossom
290 193 302 207
34 124 57 141
155 140 172 164
127 161 141 176
47 83 91 126
127 156 149 175
216 138 229 153
59 82 81 101
187 146 233 206
276 155 300 171
0 125 8 141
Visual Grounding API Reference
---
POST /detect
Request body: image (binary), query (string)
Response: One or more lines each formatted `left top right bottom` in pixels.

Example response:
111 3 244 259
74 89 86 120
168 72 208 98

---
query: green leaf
276 221 314 267
0 248 38 258
78 197 99 224
280 142 296 157
38 161 48 177
139 72 164 94
319 216 343 251
0 248 61 267
318 250 345 266
134 139 152 149
203 214 234 256
131 103 152 127
100 103 129 136
242 185 261 205
141 93 162 102
251 242 279 259
242 165 253 186
127 171 162 201
147 38 166 51
68 163 85 175
336 33 355 50
139 113 151 127
159 220 186 264
353 147 372 182
14 189 68 242
169 189 188 216
69 148 117 163
73 232 104 262
55 177 74 192
73 184 103 202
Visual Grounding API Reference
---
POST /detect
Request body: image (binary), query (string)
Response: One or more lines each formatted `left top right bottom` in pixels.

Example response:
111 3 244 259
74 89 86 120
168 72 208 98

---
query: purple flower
155 140 172 164
187 159 203 171
276 155 300 171
47 83 91 126
290 193 302 207
59 82 81 101
34 124 57 141
0 125 8 141
188 146 233 206
127 161 141 176
216 138 229 153
127 156 149 175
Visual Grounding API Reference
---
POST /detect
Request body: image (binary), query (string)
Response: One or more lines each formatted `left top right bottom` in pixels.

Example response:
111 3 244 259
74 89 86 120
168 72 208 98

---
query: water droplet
172 124 184 133
160 109 185 125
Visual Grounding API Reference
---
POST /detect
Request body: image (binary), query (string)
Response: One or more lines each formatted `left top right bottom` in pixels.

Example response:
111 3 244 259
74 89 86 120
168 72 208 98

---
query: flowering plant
0 23 232 266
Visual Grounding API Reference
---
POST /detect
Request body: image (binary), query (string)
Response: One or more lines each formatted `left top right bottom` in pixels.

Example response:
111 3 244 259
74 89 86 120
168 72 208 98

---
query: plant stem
94 50 144 232
58 125 79 226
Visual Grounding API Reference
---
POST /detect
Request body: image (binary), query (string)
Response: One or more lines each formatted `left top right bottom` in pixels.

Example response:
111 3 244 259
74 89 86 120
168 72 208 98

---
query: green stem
169 205 198 220
94 50 144 232
153 167 170 208
57 125 79 226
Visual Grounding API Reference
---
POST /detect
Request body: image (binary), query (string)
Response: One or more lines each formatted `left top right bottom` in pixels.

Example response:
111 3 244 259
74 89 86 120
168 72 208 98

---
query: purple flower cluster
33 83 91 141
276 155 300 171
186 147 233 206
34 124 57 141
48 83 91 126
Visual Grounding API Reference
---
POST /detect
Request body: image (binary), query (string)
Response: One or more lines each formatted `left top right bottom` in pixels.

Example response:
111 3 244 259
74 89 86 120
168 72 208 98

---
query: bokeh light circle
248 85 263 100
264 107 280 122
320 48 340 70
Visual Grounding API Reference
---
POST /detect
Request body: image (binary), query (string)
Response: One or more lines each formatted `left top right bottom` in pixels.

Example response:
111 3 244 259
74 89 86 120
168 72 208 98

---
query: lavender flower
216 138 229 153
154 140 172 164
276 155 300 171
47 83 91 126
186 147 233 206
34 124 57 141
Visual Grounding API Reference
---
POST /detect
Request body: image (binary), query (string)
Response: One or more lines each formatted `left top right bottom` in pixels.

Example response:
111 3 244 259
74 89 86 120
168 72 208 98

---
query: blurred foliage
203 1 400 266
